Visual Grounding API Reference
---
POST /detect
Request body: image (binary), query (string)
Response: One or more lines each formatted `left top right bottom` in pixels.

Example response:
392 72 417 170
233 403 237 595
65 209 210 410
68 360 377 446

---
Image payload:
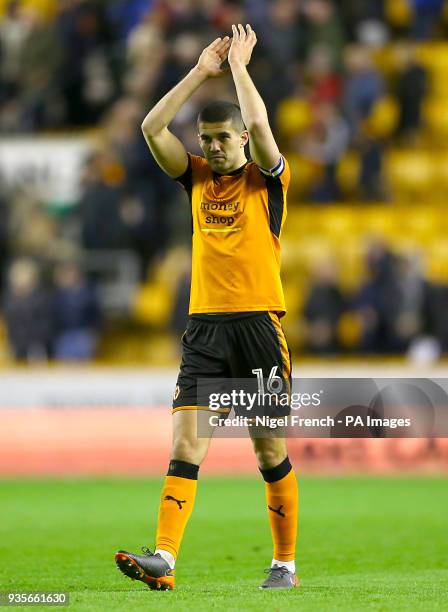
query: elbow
141 120 156 138
141 116 160 139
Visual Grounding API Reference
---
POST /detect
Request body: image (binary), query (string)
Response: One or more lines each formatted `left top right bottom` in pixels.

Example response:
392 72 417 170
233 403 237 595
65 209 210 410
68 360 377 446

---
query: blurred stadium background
1 0 448 477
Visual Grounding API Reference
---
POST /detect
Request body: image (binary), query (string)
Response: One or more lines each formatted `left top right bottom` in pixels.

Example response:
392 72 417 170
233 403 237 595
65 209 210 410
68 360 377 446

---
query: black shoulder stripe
174 155 193 234
266 175 284 238
175 154 193 202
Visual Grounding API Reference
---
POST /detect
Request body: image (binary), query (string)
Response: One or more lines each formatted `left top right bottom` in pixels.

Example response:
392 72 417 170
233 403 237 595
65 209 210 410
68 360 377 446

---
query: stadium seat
365 96 399 139
384 0 413 28
287 154 322 198
386 150 434 200
133 282 172 327
425 241 448 282
337 153 361 197
423 98 448 140
432 153 448 196
276 98 313 139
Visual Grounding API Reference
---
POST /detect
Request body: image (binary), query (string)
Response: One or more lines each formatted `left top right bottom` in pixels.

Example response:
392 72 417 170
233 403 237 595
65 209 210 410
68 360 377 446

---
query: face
198 120 248 173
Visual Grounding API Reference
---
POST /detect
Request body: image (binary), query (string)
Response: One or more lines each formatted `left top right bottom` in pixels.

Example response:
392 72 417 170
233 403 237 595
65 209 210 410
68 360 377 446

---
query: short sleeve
174 153 208 190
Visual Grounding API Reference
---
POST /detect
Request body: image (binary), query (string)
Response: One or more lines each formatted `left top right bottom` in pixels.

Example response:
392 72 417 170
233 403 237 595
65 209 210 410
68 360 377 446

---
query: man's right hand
196 37 231 78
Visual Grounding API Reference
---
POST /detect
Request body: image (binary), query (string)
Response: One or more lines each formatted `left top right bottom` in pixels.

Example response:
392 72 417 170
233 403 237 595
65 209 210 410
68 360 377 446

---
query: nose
210 140 221 152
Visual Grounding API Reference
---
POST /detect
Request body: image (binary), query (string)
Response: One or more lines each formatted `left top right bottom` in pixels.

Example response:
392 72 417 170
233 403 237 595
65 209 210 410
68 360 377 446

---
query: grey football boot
260 564 300 589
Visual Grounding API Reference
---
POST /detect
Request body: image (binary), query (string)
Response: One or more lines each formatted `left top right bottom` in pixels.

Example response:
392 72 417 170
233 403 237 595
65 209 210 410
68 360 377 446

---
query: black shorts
172 311 292 413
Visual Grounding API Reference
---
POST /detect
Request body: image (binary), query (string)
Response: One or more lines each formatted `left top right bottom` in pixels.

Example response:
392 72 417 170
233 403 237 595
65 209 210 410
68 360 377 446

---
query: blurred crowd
3 258 101 361
301 241 448 359
0 0 444 190
1 0 448 361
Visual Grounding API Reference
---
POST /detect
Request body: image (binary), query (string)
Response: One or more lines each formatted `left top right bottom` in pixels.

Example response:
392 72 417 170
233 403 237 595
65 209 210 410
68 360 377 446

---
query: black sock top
259 456 292 483
167 459 200 480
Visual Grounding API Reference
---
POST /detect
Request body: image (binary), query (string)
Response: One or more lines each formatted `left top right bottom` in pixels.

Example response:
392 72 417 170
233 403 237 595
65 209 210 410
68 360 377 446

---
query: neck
224 155 248 174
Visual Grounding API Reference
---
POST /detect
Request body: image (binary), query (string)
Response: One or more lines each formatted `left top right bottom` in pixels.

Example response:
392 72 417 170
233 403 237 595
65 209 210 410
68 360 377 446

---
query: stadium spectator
0 0 30 106
394 43 427 140
343 45 384 133
102 97 174 277
353 242 405 353
79 149 130 252
394 252 428 347
16 5 62 130
343 45 386 200
57 0 113 126
162 0 210 38
303 259 345 353
8 190 59 262
299 102 350 202
151 31 204 103
125 6 167 99
306 45 342 106
107 0 154 41
0 194 9 292
412 0 444 40
258 0 301 69
79 146 170 280
301 0 345 71
52 261 101 361
3 258 53 361
337 0 387 44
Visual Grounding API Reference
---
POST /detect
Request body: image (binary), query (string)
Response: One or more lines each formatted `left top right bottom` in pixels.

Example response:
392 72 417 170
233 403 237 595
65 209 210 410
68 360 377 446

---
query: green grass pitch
1 477 447 610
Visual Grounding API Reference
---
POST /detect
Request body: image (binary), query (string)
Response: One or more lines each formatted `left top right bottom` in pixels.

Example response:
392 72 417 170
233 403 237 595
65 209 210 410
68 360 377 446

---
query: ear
197 133 203 150
240 130 249 147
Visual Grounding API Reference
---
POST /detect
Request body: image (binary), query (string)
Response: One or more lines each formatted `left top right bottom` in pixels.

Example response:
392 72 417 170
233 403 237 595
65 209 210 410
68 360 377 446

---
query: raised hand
197 36 231 78
228 24 257 69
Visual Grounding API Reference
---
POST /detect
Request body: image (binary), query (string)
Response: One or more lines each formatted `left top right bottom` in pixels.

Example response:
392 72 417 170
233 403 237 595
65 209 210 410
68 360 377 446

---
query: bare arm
142 37 231 178
228 24 281 171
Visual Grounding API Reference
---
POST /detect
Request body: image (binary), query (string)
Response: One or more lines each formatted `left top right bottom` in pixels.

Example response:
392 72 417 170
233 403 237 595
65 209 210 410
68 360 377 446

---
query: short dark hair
197 101 246 132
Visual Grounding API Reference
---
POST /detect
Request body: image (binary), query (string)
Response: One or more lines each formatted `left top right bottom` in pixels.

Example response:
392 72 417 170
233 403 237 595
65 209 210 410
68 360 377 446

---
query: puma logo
268 504 285 517
165 495 186 510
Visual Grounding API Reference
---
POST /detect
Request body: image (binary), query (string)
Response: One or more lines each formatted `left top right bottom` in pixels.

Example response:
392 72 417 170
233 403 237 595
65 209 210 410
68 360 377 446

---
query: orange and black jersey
175 153 290 315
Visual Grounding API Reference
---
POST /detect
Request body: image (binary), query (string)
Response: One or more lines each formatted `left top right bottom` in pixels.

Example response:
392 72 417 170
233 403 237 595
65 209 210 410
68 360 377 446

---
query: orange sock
261 457 298 562
155 460 199 559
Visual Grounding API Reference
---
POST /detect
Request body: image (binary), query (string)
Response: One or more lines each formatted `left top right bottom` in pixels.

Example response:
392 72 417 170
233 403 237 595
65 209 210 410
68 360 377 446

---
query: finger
247 23 256 38
208 37 222 50
238 23 245 38
217 47 230 61
218 39 232 58
217 35 230 46
216 36 230 53
231 24 239 40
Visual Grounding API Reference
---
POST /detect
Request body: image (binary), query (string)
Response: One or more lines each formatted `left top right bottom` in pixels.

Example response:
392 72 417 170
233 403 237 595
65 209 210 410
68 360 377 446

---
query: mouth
209 155 225 160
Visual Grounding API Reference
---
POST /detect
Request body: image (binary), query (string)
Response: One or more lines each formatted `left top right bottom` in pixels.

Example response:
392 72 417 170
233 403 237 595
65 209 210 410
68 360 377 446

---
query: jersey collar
212 161 248 177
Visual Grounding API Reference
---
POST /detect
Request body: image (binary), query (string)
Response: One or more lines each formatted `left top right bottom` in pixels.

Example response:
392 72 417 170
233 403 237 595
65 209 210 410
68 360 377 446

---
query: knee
253 443 287 470
171 437 207 465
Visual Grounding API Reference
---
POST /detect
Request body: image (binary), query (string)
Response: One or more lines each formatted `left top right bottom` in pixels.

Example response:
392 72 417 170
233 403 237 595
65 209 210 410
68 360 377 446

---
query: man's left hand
228 24 257 69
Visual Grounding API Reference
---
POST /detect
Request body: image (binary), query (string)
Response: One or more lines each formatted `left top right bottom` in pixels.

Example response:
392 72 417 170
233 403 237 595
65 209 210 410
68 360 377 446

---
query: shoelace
264 566 291 581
